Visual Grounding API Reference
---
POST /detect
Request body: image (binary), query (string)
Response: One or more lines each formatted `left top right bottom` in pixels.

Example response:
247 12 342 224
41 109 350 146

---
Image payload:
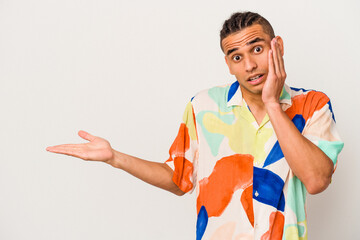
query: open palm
46 130 114 163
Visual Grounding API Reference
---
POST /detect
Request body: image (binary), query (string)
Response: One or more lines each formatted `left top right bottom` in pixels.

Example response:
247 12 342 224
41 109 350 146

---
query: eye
232 55 241 62
254 46 263 53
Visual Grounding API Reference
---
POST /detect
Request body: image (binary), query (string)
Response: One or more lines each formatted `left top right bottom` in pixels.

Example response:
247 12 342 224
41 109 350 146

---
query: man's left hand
262 37 287 106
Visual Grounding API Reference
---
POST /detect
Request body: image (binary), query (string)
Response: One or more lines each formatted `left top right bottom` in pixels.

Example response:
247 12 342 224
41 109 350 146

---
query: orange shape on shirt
197 154 253 217
241 185 254 227
285 91 329 121
168 123 190 156
166 123 194 193
172 156 194 193
260 211 285 240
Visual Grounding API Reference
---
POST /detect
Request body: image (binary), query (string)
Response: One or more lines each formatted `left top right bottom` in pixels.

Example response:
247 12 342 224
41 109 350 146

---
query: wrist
105 149 124 169
264 101 281 111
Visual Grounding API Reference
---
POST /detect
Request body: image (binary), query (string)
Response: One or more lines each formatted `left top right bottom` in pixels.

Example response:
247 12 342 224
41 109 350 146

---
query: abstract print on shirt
165 81 344 240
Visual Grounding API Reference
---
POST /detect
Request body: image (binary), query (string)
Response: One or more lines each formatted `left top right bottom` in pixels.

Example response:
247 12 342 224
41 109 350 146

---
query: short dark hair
220 11 275 52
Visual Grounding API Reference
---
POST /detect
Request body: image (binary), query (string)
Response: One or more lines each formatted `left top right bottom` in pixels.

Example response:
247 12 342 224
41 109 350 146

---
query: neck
240 88 265 109
240 88 268 126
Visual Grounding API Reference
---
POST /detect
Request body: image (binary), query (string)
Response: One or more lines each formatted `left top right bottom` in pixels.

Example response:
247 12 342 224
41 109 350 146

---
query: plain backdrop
0 0 359 239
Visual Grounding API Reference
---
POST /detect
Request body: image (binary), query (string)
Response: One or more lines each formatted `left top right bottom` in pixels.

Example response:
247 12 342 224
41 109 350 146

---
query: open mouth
248 74 264 82
247 74 264 85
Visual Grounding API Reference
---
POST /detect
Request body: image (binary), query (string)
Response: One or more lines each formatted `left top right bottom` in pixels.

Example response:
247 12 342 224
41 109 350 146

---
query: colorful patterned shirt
165 81 344 240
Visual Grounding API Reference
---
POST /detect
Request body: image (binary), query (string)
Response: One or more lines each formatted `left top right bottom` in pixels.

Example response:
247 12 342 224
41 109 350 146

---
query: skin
47 24 333 195
222 24 284 124
222 24 334 194
46 130 184 196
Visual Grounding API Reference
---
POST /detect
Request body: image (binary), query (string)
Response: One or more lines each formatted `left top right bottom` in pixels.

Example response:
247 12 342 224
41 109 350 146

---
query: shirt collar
226 80 292 107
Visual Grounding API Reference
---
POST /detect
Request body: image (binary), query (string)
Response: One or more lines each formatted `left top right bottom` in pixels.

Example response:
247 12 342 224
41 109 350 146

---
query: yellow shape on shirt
183 102 197 141
203 108 273 166
284 221 307 240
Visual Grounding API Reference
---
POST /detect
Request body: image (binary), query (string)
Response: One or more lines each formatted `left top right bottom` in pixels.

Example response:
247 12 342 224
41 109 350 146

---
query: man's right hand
46 130 115 164
46 130 184 195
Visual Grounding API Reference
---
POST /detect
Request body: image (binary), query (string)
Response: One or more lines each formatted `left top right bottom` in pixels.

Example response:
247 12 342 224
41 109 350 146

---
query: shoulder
286 86 335 121
190 82 233 105
288 86 331 105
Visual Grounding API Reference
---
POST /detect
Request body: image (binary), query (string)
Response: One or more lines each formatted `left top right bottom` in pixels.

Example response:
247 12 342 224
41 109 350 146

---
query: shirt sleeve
302 92 344 172
165 101 199 194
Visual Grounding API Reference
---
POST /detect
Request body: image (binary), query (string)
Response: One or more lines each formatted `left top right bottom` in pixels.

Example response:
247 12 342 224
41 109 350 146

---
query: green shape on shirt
317 140 344 165
279 85 291 101
196 111 235 156
287 176 307 223
208 85 233 113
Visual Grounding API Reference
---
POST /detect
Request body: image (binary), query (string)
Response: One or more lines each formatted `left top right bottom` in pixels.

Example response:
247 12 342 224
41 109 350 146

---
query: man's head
220 12 284 98
220 12 275 52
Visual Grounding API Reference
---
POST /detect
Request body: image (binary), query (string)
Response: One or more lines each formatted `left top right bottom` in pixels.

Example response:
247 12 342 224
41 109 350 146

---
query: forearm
106 150 185 196
265 103 334 194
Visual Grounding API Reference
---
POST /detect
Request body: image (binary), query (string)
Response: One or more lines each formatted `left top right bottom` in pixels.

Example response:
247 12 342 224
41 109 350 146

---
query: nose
244 57 257 72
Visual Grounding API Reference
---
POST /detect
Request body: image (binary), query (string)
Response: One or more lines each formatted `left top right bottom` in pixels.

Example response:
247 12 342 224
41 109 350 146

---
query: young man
47 12 344 240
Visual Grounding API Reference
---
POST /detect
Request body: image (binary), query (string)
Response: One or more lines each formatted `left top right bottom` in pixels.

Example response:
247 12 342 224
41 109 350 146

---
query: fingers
276 39 286 78
278 48 286 79
272 37 286 80
46 144 86 159
46 130 98 160
271 38 281 77
78 130 96 142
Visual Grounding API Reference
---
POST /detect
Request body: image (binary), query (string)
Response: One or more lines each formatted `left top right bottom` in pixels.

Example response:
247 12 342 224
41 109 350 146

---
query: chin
248 85 264 95
238 81 264 95
253 90 263 95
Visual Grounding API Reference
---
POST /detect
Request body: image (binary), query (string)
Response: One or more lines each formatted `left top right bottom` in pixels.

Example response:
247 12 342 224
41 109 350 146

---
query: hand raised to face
262 37 287 106
46 130 114 163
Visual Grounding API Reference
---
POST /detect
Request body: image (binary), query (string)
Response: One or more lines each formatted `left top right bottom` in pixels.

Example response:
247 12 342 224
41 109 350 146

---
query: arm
265 103 333 194
46 130 185 196
262 37 333 195
109 150 185 196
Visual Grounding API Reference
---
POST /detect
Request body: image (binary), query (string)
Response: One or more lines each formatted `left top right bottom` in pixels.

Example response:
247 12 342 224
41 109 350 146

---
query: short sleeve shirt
165 81 344 240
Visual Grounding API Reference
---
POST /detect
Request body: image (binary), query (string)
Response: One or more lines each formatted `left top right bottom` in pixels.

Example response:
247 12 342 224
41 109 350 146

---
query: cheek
258 52 269 69
230 64 245 76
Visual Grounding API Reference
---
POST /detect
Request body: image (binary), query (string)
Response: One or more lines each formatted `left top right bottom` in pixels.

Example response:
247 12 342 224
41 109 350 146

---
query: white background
0 0 359 239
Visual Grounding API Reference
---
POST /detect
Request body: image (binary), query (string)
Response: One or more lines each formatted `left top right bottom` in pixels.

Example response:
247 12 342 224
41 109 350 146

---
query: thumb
78 130 96 142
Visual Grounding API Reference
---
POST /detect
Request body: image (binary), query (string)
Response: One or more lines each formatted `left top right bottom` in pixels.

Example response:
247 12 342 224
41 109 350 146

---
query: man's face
222 24 282 98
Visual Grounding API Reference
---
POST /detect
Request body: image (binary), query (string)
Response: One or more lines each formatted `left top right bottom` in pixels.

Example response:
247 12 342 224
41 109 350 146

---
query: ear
275 36 284 56
224 55 234 75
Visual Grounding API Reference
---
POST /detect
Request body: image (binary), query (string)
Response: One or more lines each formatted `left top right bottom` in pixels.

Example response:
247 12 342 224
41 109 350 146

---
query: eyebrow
226 37 266 56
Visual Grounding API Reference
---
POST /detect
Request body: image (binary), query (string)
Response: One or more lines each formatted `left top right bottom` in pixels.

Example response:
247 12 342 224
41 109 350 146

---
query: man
47 11 344 240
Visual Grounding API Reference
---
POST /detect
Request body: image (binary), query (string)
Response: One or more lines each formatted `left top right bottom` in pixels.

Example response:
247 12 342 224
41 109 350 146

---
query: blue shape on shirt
196 206 208 240
253 167 285 211
227 81 239 102
290 87 311 92
327 100 336 122
277 189 285 210
292 114 305 132
263 114 306 168
263 141 284 168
